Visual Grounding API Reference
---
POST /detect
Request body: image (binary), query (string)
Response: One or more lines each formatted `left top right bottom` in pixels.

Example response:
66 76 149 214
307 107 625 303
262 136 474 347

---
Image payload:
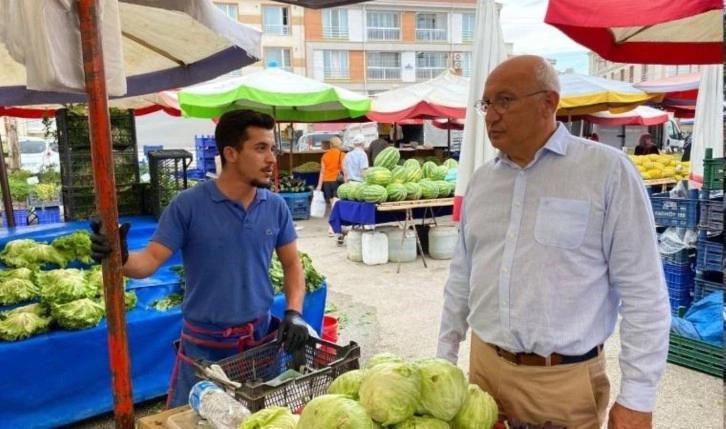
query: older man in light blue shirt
438 55 669 429
344 134 369 182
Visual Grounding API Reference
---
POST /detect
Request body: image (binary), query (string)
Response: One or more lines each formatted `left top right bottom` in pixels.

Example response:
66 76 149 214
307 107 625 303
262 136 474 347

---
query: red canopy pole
78 1 135 427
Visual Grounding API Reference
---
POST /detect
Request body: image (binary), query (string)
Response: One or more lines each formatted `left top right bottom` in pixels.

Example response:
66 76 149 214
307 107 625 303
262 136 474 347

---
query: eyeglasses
474 90 549 116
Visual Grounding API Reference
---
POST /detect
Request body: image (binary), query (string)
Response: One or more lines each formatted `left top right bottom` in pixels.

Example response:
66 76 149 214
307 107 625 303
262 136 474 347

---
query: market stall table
0 217 328 428
329 198 454 272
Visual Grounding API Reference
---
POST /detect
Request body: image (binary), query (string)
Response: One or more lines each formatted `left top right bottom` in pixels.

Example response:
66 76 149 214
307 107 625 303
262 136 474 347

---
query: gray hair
535 60 561 93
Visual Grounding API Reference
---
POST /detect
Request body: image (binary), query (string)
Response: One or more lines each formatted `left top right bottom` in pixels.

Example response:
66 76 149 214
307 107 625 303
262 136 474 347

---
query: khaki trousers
470 334 610 429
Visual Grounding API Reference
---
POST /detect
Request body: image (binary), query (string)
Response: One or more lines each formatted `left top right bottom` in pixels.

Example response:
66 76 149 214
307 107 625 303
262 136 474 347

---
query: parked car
296 132 342 152
19 137 59 174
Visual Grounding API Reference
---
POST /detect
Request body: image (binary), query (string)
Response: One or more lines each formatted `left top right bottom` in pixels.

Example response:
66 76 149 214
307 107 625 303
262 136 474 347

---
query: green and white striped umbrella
178 67 370 121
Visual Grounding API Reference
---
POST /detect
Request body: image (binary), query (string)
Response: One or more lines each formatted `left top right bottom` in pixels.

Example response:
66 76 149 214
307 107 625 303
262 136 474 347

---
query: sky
498 0 591 74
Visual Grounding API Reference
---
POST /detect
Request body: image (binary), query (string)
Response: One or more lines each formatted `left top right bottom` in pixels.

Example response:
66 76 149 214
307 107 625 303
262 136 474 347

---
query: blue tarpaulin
0 216 327 428
671 291 724 346
328 200 453 233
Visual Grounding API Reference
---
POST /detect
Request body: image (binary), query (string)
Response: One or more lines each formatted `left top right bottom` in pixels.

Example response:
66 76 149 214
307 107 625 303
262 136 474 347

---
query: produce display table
329 199 454 272
643 178 678 192
0 217 327 428
328 199 453 234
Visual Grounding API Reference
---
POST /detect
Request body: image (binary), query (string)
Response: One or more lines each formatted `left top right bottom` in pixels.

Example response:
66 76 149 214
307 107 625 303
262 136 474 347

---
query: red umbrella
584 105 670 126
544 0 724 65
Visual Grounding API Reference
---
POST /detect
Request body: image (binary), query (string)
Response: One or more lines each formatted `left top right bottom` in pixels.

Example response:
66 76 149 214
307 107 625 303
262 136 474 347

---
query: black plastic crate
195 338 360 413
697 191 723 234
56 108 137 152
696 232 724 273
59 147 139 189
148 150 193 219
62 185 143 221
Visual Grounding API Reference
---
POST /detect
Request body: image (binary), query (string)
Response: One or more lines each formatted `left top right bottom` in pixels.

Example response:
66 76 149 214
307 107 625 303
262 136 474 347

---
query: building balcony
324 68 350 79
264 25 291 36
367 27 401 41
416 28 447 42
322 27 349 39
367 67 401 80
462 29 474 42
416 67 446 80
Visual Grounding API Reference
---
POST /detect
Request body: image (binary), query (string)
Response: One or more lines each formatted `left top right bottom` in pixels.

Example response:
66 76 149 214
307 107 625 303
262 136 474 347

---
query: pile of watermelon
337 147 459 203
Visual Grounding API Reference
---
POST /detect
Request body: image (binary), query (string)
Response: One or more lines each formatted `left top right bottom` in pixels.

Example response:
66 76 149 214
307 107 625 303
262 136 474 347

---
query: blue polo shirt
152 180 297 328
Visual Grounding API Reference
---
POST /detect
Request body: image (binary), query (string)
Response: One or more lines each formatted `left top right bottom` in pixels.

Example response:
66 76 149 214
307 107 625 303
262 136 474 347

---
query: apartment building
588 53 703 83
303 0 513 94
214 1 307 75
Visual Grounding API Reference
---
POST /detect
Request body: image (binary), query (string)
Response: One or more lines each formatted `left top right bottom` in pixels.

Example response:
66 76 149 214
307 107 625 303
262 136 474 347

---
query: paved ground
70 214 722 428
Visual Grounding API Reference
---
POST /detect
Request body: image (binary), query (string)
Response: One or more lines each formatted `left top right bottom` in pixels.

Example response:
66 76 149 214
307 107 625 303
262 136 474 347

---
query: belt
488 343 603 367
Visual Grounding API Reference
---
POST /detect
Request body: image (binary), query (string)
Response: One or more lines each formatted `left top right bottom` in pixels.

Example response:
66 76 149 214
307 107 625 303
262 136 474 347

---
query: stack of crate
694 148 724 302
148 150 193 219
194 135 218 175
56 108 142 221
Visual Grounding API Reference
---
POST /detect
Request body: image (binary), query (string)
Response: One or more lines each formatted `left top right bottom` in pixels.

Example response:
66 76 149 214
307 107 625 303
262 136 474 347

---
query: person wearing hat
344 134 369 183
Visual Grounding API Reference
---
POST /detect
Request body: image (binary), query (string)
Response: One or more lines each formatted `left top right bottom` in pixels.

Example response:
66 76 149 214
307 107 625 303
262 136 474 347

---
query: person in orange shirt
316 136 346 236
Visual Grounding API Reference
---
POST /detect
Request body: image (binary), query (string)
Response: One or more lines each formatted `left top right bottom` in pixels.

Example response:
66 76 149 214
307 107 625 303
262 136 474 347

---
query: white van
18 137 59 174
591 117 685 152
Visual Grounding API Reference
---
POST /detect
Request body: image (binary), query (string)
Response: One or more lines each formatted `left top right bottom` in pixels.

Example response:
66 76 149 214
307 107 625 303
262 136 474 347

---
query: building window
619 69 624 81
323 50 349 79
628 65 635 83
367 11 401 40
462 13 475 42
263 6 291 36
265 48 292 71
640 64 649 82
367 52 401 80
416 52 447 80
323 9 349 39
215 3 238 20
416 13 448 42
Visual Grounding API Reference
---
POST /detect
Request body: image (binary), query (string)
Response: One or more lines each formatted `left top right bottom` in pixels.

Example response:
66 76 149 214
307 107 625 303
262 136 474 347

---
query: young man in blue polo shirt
90 109 309 408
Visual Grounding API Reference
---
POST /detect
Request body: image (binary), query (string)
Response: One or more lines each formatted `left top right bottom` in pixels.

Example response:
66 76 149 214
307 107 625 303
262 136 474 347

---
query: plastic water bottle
189 381 251 429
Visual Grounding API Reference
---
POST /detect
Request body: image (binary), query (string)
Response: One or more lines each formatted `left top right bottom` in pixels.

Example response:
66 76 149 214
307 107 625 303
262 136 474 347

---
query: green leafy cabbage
327 369 365 400
392 416 450 429
240 406 296 429
0 302 48 319
0 278 40 305
297 394 376 429
0 267 35 282
38 269 95 304
124 291 137 310
359 362 421 426
0 239 37 267
453 384 499 429
51 298 105 330
414 357 468 421
365 352 405 369
51 231 93 265
0 311 51 341
1 239 67 268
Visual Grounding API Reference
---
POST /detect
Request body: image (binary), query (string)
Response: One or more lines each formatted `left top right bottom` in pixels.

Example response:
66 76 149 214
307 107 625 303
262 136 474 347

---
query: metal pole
77 1 135 427
447 118 452 157
0 133 15 227
272 106 280 191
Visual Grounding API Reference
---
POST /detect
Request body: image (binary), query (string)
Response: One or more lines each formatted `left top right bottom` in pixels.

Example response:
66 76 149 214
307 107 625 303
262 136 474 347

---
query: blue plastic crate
280 192 311 220
694 276 723 302
696 235 724 273
143 145 164 158
1 207 62 227
697 191 723 234
196 158 217 174
196 146 218 158
271 281 327 335
662 260 694 316
195 135 217 150
650 190 700 228
186 168 207 180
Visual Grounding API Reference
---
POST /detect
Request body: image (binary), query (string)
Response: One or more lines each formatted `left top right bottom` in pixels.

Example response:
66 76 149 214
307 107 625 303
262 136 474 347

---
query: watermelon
433 165 449 181
390 166 407 184
373 147 400 170
336 183 353 200
404 165 423 183
443 158 458 169
385 183 407 201
364 167 392 186
359 184 387 203
434 180 452 197
404 182 422 200
403 159 421 170
419 181 439 199
422 161 438 179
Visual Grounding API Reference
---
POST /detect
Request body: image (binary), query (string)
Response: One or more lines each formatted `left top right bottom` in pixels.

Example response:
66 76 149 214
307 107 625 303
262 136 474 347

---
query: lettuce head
0 311 51 341
51 298 105 330
414 357 468 421
240 406 294 429
327 369 365 400
453 384 499 429
297 394 376 429
0 278 40 305
392 416 450 429
38 269 95 304
365 352 405 369
359 362 421 426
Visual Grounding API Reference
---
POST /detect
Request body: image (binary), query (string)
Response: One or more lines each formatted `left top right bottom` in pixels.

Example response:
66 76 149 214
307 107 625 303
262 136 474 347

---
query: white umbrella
689 64 723 187
453 0 506 221
584 105 670 126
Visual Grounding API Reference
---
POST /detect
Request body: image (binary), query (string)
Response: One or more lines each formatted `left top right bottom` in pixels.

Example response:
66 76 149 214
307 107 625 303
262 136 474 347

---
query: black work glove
278 309 308 352
90 219 130 265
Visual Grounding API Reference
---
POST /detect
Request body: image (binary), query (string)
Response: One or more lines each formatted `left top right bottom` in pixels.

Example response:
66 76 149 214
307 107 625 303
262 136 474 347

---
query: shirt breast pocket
534 198 590 249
